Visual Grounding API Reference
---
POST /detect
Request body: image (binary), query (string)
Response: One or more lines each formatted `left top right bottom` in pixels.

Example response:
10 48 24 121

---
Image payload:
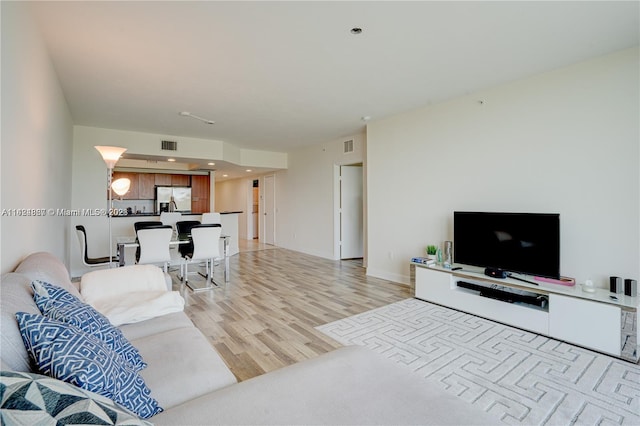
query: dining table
116 233 231 283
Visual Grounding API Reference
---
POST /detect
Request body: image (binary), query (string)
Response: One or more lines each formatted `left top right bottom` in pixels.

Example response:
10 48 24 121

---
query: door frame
262 174 276 245
333 163 364 260
246 179 254 241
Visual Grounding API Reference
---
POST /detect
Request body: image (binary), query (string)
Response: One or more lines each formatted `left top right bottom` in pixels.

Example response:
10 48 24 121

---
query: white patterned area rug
316 298 640 425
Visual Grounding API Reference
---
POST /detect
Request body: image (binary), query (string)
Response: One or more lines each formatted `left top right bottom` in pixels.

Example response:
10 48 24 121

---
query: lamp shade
111 178 131 196
95 146 127 169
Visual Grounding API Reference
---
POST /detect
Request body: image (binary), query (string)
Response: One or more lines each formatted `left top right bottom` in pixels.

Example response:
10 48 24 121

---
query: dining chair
175 220 201 271
133 221 163 261
160 212 182 235
175 219 200 251
160 212 183 267
201 213 223 261
75 225 118 268
181 224 222 291
134 221 163 232
136 225 173 272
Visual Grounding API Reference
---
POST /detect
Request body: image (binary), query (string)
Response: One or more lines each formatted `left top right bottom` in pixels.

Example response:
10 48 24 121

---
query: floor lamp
95 146 127 268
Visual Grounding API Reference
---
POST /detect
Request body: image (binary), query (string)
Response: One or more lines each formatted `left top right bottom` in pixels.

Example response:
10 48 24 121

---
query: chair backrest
190 224 222 261
175 220 201 235
75 225 90 265
175 220 201 257
160 212 182 228
137 226 173 265
134 221 164 261
134 221 163 232
201 212 221 225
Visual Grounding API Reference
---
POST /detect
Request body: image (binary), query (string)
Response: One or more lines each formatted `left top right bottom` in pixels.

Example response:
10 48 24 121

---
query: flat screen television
453 211 560 279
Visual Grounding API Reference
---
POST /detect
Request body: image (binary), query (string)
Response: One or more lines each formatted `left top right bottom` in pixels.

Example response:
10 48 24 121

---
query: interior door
340 165 363 259
263 175 275 245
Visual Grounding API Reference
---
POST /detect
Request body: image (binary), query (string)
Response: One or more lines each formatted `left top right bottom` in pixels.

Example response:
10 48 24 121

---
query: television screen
453 211 560 279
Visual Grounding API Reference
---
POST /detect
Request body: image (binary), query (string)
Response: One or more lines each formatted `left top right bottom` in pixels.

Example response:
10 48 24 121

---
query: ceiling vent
161 140 178 151
343 139 354 154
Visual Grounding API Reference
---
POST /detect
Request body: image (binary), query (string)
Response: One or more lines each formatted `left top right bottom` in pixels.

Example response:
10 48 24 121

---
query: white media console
410 262 639 363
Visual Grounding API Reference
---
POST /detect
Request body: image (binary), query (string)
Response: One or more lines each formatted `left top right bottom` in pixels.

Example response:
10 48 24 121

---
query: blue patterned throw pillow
16 312 162 419
0 371 152 425
32 280 146 371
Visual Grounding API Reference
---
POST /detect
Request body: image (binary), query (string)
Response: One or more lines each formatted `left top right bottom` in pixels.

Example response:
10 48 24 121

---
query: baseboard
365 268 410 286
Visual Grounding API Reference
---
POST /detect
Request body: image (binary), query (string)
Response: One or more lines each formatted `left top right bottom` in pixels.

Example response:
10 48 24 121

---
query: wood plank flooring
171 244 411 381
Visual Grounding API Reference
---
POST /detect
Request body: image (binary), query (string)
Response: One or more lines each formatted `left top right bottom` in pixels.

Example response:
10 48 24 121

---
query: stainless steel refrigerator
155 186 192 213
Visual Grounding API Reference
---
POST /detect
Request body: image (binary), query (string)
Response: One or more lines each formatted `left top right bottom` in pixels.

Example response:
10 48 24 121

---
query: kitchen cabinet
111 172 138 199
138 173 156 200
154 174 172 186
110 172 200 203
191 175 210 213
171 174 190 186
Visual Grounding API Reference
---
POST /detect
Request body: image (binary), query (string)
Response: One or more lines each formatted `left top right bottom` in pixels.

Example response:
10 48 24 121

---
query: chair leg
208 258 222 287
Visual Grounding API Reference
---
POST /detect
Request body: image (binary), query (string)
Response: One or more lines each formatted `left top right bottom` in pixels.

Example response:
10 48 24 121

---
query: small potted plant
426 245 438 260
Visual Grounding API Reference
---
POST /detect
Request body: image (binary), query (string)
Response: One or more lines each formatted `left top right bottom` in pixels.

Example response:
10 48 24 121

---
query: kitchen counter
113 213 157 218
113 211 243 218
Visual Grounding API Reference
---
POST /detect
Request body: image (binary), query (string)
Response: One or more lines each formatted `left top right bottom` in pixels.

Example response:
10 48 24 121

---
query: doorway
247 179 260 240
263 174 276 245
337 164 363 260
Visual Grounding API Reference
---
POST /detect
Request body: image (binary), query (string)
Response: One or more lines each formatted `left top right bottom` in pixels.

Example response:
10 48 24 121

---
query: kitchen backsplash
112 199 155 215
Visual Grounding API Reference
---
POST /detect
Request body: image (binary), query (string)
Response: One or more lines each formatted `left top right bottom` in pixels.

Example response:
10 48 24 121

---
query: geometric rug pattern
316 298 640 425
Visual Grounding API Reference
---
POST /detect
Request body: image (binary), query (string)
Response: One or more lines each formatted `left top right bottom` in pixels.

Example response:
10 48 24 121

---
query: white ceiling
29 1 639 156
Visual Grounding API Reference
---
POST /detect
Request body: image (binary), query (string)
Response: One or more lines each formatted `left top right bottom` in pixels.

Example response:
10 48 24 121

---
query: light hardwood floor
172 242 411 381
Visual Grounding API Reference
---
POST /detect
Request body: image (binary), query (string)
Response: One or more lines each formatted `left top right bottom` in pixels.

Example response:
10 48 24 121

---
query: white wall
72 125 287 168
274 134 365 259
1 2 73 273
215 178 250 240
367 48 639 288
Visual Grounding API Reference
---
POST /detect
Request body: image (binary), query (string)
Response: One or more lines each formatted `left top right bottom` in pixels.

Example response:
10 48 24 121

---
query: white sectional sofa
1 252 498 425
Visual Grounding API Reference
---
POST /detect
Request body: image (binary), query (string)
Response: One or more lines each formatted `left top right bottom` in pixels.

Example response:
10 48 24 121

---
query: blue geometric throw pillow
16 312 162 419
0 371 153 425
32 280 146 371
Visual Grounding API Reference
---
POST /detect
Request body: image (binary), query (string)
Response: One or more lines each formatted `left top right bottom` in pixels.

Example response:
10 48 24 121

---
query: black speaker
610 276 622 294
624 279 637 297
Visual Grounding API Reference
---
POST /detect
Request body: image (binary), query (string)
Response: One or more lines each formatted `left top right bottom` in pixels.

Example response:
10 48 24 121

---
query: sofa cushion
16 312 162 419
0 371 152 425
0 273 40 372
119 311 195 341
80 265 169 302
14 252 80 299
132 327 237 409
32 280 146 371
79 265 183 326
151 345 500 425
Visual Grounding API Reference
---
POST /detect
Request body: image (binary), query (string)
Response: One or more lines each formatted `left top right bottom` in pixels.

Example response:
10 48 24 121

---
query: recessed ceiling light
167 158 176 162
350 27 363 35
207 162 215 166
246 169 252 172
222 174 228 177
